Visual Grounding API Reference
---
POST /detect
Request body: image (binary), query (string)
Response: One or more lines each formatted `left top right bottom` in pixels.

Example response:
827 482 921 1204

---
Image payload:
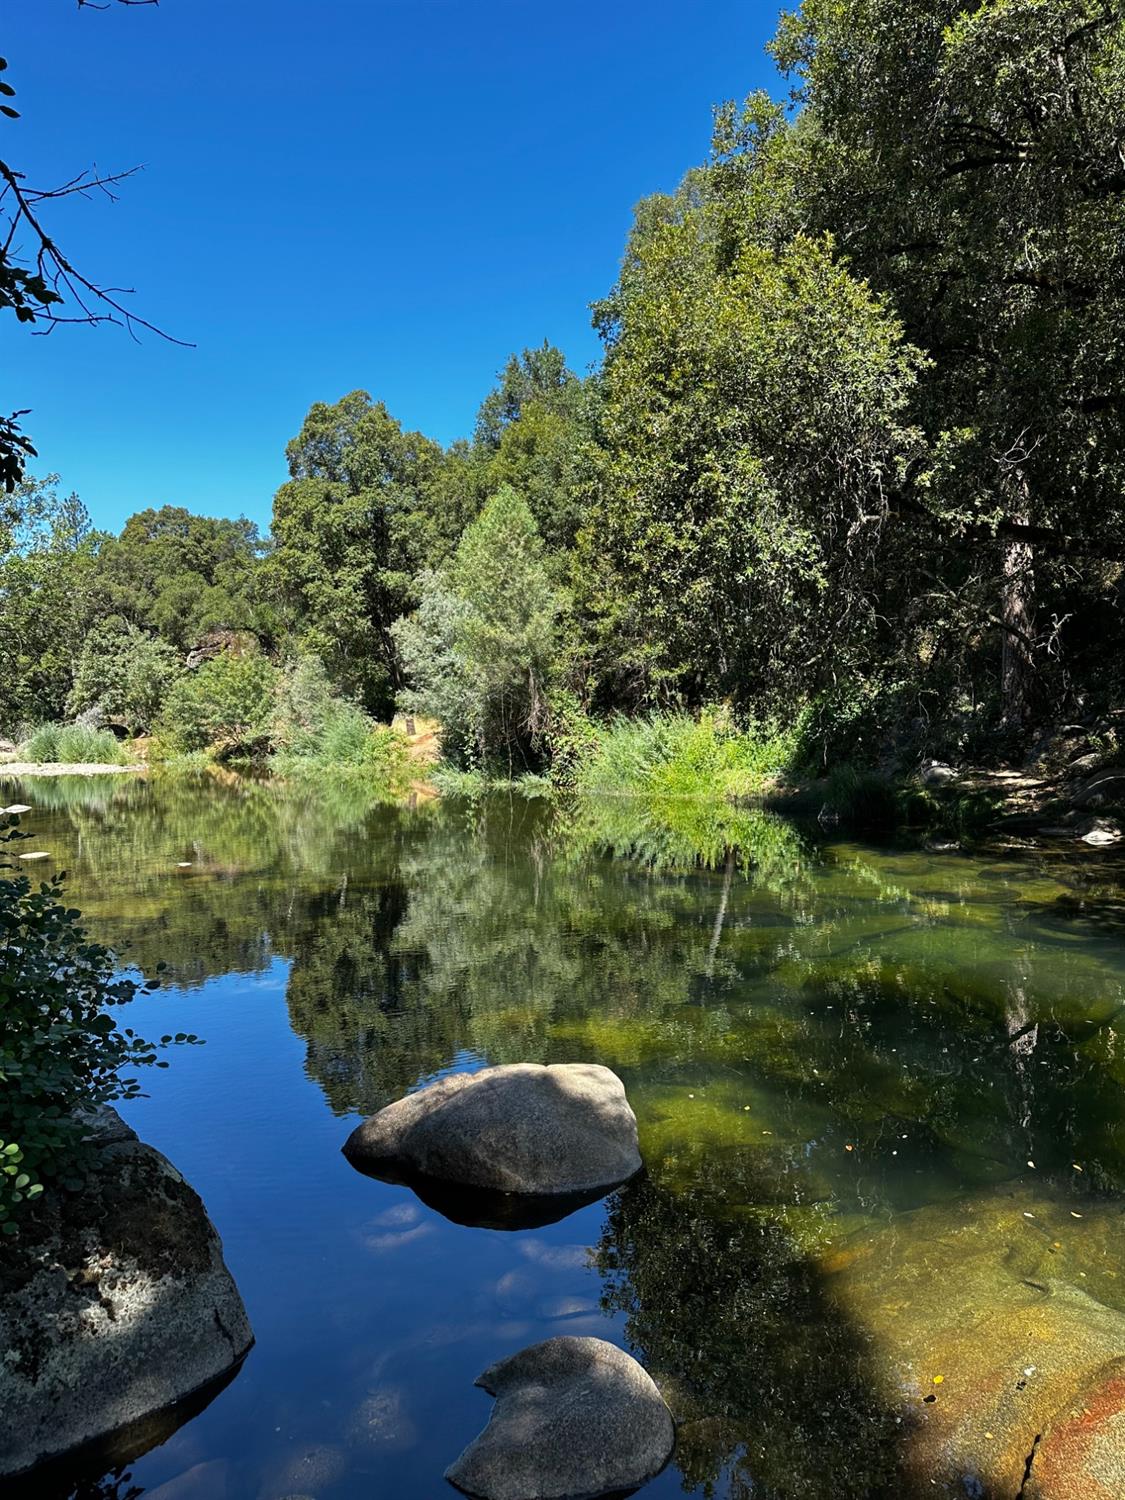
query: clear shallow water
6 772 1125 1500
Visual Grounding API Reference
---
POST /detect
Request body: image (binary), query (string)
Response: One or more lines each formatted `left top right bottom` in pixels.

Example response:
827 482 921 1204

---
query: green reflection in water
8 772 1125 1496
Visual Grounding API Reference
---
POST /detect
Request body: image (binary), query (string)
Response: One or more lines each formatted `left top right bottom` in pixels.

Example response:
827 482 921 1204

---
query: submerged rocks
829 1186 1125 1498
445 1336 675 1500
343 1063 642 1200
1026 1358 1125 1500
0 1108 253 1479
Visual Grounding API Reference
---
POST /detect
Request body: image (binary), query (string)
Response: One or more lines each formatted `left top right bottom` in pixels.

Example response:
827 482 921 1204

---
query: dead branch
0 158 191 344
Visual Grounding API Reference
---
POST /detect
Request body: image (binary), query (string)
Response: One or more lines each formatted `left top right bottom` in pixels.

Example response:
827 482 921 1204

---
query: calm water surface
7 772 1125 1500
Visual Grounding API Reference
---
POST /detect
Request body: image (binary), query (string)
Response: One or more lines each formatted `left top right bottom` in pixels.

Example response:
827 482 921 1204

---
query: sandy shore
0 762 141 777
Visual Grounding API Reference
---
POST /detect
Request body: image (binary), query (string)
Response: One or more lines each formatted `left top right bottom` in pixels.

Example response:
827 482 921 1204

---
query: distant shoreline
0 762 141 778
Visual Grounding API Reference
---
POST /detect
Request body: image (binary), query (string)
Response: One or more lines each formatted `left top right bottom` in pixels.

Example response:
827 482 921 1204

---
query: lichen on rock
0 1108 253 1479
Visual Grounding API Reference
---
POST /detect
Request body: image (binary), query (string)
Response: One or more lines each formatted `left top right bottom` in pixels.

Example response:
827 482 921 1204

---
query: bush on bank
0 818 193 1234
22 724 130 766
569 709 805 801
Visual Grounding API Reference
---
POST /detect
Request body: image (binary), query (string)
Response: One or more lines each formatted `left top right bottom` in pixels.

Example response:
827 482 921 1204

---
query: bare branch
0 157 192 345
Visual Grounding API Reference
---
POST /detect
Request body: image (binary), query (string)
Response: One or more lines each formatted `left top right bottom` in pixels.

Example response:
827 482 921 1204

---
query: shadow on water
597 1169 1019 1500
5 1361 246 1500
344 1157 625 1231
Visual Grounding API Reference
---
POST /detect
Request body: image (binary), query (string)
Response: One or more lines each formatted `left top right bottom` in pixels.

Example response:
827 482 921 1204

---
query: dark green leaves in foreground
0 816 197 1232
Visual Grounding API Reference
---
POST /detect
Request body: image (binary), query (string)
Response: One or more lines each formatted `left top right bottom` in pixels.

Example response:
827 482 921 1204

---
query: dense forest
4 0 1124 782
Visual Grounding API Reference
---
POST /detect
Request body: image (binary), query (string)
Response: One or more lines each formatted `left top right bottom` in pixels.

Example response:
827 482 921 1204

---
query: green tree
94 505 265 652
473 341 580 449
580 220 924 711
466 344 595 552
66 616 183 735
159 649 279 758
0 475 101 733
268 392 456 715
767 0 1125 722
393 486 565 768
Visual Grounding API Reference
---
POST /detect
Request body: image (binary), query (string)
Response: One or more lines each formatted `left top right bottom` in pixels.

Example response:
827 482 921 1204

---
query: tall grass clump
573 710 802 800
269 657 413 790
23 724 129 766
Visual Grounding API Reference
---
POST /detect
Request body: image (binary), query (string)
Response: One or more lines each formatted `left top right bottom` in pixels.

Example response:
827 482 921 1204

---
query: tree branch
0 158 191 344
895 485 1125 564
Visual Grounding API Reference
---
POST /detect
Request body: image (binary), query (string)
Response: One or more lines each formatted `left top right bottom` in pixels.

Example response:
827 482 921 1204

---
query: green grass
22 724 130 766
270 722 413 792
572 710 802 801
148 746 217 771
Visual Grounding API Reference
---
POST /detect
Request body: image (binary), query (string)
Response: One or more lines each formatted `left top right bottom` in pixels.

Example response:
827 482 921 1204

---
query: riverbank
1 762 141 778
6 706 1124 852
768 758 1124 846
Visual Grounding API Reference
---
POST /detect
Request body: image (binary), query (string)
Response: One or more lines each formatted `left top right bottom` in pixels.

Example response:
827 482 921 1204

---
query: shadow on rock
593 1168 1062 1500
2 1361 245 1500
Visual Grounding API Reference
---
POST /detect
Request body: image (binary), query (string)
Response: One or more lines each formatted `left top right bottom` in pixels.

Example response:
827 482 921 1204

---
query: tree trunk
1000 504 1036 724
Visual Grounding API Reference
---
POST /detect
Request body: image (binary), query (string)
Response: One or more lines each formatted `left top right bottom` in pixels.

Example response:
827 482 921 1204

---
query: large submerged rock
828 1185 1125 1498
342 1063 642 1199
445 1335 675 1500
1026 1358 1125 1500
0 1109 253 1479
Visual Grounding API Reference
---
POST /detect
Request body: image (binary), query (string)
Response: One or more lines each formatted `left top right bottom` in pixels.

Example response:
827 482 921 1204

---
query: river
7 771 1125 1499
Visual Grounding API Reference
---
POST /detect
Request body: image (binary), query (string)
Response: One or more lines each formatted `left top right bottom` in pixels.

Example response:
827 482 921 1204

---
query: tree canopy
7 1 1125 770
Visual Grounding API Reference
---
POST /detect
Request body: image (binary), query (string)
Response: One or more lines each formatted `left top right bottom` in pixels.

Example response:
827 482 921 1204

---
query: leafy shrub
393 487 565 770
271 655 353 757
159 649 279 758
66 616 183 734
270 656 412 782
317 706 372 764
544 690 601 789
23 723 129 765
0 817 194 1233
361 724 412 784
392 571 477 763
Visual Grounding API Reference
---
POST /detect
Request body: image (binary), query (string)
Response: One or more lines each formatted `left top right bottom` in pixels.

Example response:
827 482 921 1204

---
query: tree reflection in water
597 1167 909 1500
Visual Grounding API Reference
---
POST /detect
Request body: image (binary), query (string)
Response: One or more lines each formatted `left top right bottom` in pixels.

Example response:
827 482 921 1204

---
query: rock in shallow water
829 1186 1125 1498
1026 1358 1125 1500
0 1108 253 1479
445 1335 675 1500
343 1063 642 1198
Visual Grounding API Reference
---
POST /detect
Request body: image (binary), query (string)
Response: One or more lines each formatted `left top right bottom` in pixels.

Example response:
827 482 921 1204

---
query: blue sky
4 1 781 532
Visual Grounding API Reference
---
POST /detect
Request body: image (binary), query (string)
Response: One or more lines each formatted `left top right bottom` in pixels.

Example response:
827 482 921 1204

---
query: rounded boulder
342 1063 642 1199
445 1335 675 1500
